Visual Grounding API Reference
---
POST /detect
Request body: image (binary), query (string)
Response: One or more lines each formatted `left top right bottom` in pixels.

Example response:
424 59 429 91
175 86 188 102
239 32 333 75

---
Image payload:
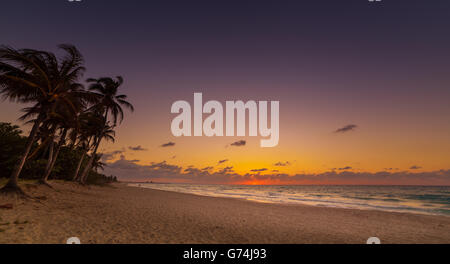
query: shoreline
1 181 449 244
129 183 450 218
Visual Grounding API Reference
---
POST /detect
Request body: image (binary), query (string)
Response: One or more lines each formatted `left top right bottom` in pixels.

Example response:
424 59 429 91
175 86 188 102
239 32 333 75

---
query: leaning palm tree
39 103 83 186
87 76 134 126
92 154 106 173
76 77 133 184
79 120 115 184
72 111 101 182
0 44 85 195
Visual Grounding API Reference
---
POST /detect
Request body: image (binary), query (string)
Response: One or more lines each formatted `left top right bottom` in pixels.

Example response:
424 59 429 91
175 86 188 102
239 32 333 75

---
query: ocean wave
130 183 450 216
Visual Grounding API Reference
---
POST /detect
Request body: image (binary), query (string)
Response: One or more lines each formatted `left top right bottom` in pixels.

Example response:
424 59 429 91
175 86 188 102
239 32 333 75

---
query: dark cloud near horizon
230 140 246 147
103 157 450 185
128 145 147 151
161 142 176 147
410 166 422 170
218 159 229 164
338 166 352 171
251 168 268 172
334 124 357 133
101 150 125 162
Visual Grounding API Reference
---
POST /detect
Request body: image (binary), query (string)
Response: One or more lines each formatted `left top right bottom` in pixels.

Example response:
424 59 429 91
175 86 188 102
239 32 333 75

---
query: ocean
130 183 450 216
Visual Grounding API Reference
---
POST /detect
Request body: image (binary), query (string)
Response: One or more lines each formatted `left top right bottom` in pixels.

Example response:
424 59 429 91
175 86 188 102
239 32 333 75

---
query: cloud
274 161 291 167
338 166 352 170
161 142 176 147
230 140 246 147
219 166 235 173
410 166 422 170
251 168 268 172
102 156 450 186
128 145 147 151
101 149 125 162
218 159 229 164
334 124 357 133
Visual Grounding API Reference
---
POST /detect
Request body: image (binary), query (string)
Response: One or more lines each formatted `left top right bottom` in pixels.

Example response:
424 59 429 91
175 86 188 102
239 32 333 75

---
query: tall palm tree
39 103 83 186
76 77 134 184
0 44 85 195
87 76 134 126
72 111 100 182
79 120 115 184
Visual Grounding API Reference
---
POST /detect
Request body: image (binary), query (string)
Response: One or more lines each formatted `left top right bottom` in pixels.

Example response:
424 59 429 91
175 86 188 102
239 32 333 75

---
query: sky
1 0 450 185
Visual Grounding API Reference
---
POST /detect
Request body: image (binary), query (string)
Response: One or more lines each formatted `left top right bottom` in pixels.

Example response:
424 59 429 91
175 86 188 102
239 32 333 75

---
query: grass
0 178 38 185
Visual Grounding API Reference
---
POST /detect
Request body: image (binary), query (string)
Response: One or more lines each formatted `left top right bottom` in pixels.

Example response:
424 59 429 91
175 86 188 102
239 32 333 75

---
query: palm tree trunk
41 128 67 185
79 138 101 184
0 113 44 195
72 151 86 181
41 135 55 182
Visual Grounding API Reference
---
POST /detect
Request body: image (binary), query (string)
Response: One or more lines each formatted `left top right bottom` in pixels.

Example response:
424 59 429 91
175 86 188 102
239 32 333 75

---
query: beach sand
0 181 449 244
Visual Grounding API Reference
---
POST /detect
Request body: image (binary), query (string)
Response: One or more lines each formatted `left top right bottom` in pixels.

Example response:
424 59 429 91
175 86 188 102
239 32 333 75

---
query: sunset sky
1 0 449 185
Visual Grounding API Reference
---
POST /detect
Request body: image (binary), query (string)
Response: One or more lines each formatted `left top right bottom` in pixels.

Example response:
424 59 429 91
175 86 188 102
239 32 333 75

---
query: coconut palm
79 119 115 184
87 76 134 126
39 104 83 186
76 76 133 184
72 111 101 182
92 154 106 173
0 44 85 195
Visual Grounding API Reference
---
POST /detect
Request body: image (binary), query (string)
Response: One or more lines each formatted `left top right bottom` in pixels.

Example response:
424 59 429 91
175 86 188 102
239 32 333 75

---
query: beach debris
0 204 13 210
35 196 47 201
14 220 29 225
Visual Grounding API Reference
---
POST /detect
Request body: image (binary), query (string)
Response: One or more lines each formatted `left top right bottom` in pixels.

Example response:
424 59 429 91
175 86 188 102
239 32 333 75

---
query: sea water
130 183 450 216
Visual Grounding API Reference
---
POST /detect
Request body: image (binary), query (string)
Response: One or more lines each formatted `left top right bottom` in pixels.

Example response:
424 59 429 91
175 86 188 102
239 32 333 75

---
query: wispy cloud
218 166 234 173
128 145 147 151
230 140 246 147
274 161 291 167
338 166 352 171
161 142 176 147
251 168 268 172
410 165 422 170
334 124 358 133
218 159 229 164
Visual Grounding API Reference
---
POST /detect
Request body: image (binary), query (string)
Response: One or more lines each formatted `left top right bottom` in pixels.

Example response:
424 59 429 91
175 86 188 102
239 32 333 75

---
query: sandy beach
0 181 449 244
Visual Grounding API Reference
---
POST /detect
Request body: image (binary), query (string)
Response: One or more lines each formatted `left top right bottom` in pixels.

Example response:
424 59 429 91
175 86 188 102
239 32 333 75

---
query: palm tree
76 77 134 184
79 120 115 184
72 111 101 182
39 104 82 186
0 44 85 195
87 76 134 126
92 154 106 173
